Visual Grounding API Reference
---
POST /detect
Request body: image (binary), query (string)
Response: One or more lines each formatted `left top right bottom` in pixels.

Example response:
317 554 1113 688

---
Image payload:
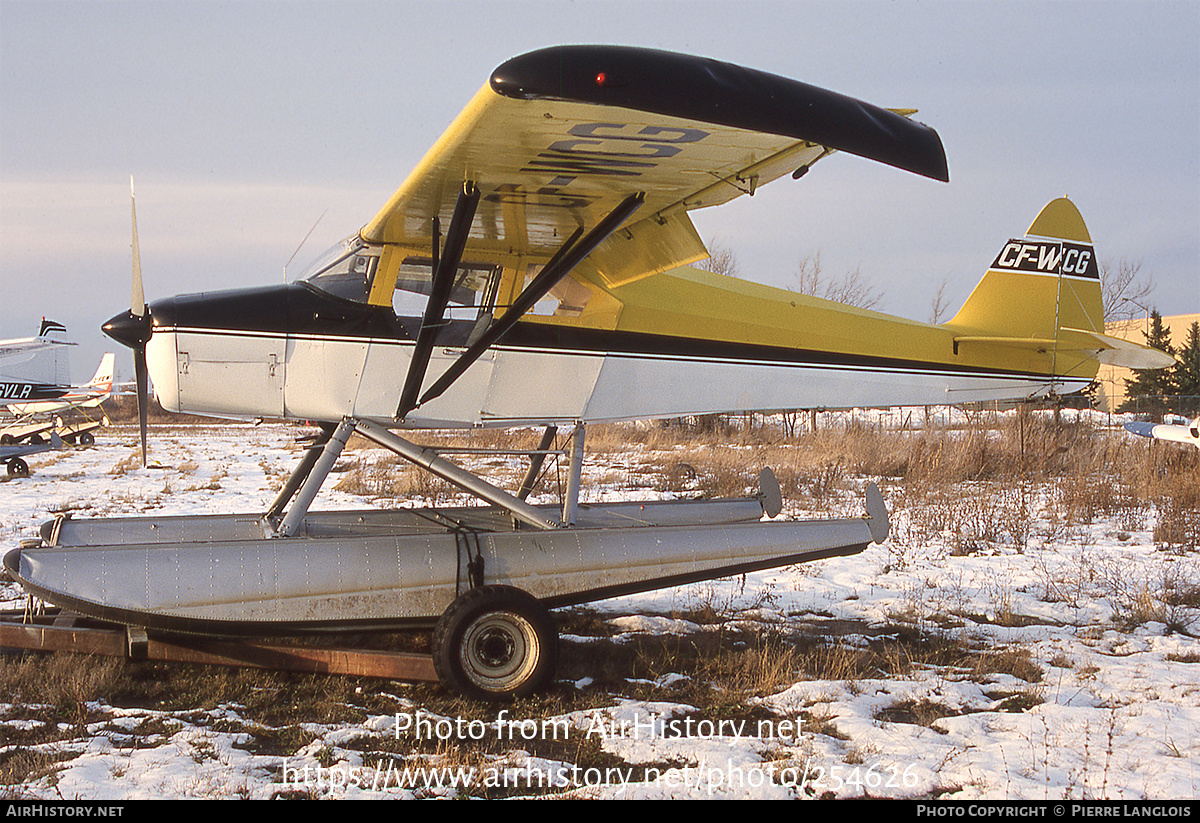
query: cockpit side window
392 257 502 323
301 238 380 303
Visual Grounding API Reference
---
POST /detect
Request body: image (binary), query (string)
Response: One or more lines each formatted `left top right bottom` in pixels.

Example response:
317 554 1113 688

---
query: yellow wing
361 46 948 298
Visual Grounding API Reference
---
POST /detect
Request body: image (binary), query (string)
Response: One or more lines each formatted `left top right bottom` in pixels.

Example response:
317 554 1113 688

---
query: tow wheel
7 458 29 478
432 585 557 701
79 432 95 446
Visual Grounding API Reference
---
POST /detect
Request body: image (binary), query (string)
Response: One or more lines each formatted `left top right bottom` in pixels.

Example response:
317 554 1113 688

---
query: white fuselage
145 324 1083 427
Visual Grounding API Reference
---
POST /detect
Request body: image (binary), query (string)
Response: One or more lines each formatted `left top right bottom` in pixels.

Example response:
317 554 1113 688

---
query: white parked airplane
4 353 116 416
1125 417 1200 450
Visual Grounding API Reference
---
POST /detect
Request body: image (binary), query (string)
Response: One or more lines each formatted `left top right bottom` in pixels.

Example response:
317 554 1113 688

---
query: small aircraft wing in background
0 319 72 355
1124 418 1200 450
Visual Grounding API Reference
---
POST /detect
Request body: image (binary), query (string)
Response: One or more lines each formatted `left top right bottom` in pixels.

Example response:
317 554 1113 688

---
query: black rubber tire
432 585 557 701
7 458 29 477
79 432 94 446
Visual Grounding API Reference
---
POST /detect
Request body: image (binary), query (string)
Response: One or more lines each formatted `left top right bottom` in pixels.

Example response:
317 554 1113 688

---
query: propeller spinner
101 178 152 466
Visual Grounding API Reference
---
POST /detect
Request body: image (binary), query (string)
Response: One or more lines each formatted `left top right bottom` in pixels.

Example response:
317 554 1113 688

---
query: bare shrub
1088 553 1200 633
1034 544 1098 609
791 253 884 310
1151 471 1200 552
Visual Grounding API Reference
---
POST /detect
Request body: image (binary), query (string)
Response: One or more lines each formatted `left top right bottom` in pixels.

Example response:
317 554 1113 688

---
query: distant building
1097 312 1200 412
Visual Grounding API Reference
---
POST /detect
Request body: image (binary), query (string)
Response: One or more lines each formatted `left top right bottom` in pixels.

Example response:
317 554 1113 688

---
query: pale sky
2 0 1197 381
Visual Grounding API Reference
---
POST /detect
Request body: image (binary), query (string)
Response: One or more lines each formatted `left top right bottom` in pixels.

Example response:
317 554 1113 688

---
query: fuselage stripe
162 324 1057 382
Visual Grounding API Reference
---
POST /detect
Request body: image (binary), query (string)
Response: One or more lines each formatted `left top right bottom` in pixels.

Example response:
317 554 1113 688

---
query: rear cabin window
520 265 591 317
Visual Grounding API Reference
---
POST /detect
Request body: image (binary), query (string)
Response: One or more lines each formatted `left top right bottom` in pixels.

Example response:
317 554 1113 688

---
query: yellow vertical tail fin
949 197 1103 340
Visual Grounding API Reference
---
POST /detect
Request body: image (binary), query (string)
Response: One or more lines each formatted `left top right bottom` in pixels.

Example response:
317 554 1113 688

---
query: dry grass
0 652 126 727
553 609 1043 710
334 454 461 503
312 410 1196 553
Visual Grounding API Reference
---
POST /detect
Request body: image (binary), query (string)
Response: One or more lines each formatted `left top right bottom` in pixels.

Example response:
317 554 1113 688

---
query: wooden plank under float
0 611 438 681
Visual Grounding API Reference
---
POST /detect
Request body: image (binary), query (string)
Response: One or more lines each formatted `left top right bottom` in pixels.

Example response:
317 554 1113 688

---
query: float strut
277 418 357 537
264 423 336 521
397 182 480 419
516 425 558 501
563 422 585 526
355 419 561 531
418 192 644 408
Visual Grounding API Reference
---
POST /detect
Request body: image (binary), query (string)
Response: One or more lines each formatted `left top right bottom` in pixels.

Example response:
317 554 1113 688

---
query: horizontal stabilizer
1059 328 1177 370
951 329 1176 369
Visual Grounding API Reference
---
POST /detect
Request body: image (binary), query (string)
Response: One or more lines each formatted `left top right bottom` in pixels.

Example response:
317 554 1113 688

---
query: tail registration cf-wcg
6 47 1172 700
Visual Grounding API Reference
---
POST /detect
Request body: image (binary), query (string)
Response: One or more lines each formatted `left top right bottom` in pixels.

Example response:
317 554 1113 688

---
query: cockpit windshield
300 237 379 303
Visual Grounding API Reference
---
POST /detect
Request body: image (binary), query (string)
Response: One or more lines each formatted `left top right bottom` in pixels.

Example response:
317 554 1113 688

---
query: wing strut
416 192 645 410
397 182 480 419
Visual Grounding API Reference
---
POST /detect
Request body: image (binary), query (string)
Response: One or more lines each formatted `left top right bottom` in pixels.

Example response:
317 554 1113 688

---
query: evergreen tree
1118 309 1177 419
1171 321 1200 416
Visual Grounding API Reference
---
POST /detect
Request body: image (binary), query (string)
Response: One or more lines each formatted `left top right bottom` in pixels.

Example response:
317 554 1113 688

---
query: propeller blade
134 347 149 466
130 176 144 316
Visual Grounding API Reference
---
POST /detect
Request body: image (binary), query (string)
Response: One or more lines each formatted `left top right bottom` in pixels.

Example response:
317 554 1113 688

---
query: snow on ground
1 420 1197 799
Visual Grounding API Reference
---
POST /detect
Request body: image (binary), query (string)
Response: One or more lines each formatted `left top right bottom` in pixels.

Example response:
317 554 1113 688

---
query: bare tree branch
1100 257 1155 323
695 241 740 279
791 253 885 310
928 279 951 324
